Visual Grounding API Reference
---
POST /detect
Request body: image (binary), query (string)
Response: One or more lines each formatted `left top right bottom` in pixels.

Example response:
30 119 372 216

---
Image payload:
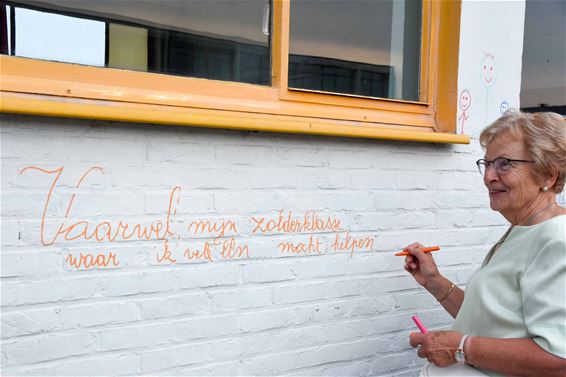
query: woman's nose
483 165 499 183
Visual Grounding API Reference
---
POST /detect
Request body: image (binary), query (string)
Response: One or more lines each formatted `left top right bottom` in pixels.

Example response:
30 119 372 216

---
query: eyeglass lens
477 158 511 174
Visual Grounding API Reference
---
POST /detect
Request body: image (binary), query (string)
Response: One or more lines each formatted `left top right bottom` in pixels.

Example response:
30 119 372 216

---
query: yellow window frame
0 0 468 144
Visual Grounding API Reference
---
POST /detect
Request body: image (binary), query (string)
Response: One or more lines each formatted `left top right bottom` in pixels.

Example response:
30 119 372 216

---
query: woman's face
483 134 541 221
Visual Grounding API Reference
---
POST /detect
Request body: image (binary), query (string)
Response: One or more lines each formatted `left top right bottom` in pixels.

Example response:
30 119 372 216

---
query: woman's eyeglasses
476 158 534 175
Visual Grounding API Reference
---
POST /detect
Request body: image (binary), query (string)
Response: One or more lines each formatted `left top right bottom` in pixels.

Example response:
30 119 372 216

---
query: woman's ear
542 170 558 192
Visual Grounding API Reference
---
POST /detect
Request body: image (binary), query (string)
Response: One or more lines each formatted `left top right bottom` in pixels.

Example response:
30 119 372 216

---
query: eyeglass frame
475 157 535 175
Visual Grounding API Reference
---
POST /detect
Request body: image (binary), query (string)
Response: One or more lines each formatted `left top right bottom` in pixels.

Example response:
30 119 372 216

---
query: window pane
15 7 105 66
289 0 422 101
520 0 566 115
3 0 271 85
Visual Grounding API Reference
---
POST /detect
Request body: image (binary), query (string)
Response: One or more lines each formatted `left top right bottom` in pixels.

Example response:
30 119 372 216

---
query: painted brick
172 264 241 289
276 147 327 167
6 354 141 376
350 171 437 190
140 343 212 373
216 145 274 166
0 250 59 277
98 271 176 297
139 292 210 320
162 360 241 376
242 261 297 283
1 308 62 339
61 301 138 328
296 169 350 189
96 322 177 351
243 168 297 189
321 191 375 211
2 332 96 366
175 314 240 341
353 211 437 231
147 141 216 164
1 277 101 306
144 191 214 215
327 149 375 169
210 287 272 311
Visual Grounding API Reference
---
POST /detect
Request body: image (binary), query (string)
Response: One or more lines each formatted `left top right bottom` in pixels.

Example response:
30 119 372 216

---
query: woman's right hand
403 242 441 288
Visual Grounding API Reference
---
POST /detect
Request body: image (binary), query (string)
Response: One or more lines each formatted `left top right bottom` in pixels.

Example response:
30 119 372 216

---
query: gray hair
479 110 566 193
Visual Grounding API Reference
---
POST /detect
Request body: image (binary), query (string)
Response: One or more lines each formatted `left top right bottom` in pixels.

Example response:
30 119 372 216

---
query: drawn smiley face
481 54 497 88
500 100 510 115
459 90 471 111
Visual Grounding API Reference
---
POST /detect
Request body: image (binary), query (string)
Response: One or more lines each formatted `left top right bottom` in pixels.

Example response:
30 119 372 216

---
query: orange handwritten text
215 237 250 260
187 219 238 240
278 235 322 255
20 166 181 245
331 232 374 257
156 239 177 264
251 210 342 234
66 251 120 269
184 242 214 262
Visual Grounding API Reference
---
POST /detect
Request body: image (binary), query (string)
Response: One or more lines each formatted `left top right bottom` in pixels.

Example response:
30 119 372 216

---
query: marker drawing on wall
458 89 471 134
500 100 510 115
480 52 497 125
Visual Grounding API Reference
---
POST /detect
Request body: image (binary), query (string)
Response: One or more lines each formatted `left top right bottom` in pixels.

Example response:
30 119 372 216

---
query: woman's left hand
410 330 463 367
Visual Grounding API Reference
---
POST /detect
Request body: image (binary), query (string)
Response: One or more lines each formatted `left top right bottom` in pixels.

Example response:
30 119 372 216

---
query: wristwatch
454 334 469 364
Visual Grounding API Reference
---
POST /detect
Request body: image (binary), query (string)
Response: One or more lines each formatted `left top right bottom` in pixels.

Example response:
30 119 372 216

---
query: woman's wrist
425 275 452 301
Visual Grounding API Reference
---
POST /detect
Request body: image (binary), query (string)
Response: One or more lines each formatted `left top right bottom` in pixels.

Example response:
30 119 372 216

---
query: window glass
1 5 12 55
2 0 271 85
14 7 105 66
520 0 565 115
289 0 422 101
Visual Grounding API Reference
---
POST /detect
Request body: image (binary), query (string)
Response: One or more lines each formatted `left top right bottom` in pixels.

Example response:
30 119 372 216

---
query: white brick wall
0 111 503 376
1 2 529 375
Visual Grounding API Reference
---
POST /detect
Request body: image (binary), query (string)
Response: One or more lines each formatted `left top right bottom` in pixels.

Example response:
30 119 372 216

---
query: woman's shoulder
525 215 566 267
508 215 565 266
535 214 566 240
514 214 565 238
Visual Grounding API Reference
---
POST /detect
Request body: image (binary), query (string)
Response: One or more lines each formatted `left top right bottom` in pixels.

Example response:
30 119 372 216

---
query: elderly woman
404 111 566 376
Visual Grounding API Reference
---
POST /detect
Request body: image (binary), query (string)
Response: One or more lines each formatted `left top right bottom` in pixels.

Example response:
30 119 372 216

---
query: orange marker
395 246 440 256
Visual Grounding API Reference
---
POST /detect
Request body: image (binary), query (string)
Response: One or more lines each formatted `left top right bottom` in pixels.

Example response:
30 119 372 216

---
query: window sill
0 91 470 144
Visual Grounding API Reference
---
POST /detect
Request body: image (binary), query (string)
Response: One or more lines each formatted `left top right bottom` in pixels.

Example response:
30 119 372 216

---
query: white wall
0 1 525 376
457 0 526 137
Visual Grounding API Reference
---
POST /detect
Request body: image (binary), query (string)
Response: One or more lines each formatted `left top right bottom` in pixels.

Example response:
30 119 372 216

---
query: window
0 0 468 144
520 0 565 115
2 0 270 85
289 0 421 101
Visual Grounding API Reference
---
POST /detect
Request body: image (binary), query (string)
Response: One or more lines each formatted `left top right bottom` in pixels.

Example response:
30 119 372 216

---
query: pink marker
412 315 428 333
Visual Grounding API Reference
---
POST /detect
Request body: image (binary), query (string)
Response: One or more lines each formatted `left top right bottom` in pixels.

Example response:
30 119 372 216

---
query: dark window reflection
289 55 390 97
289 0 421 101
149 29 269 85
520 0 565 115
1 0 271 86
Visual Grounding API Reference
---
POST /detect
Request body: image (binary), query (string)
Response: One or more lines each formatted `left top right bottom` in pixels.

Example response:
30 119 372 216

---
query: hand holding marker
395 246 440 257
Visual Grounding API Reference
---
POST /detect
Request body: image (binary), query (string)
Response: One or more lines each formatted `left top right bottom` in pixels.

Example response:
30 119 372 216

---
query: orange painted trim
271 0 287 90
0 55 435 128
419 1 432 103
0 92 470 144
433 0 461 133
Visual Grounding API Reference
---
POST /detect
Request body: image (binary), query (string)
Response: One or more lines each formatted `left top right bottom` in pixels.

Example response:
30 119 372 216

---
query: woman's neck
506 196 562 226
